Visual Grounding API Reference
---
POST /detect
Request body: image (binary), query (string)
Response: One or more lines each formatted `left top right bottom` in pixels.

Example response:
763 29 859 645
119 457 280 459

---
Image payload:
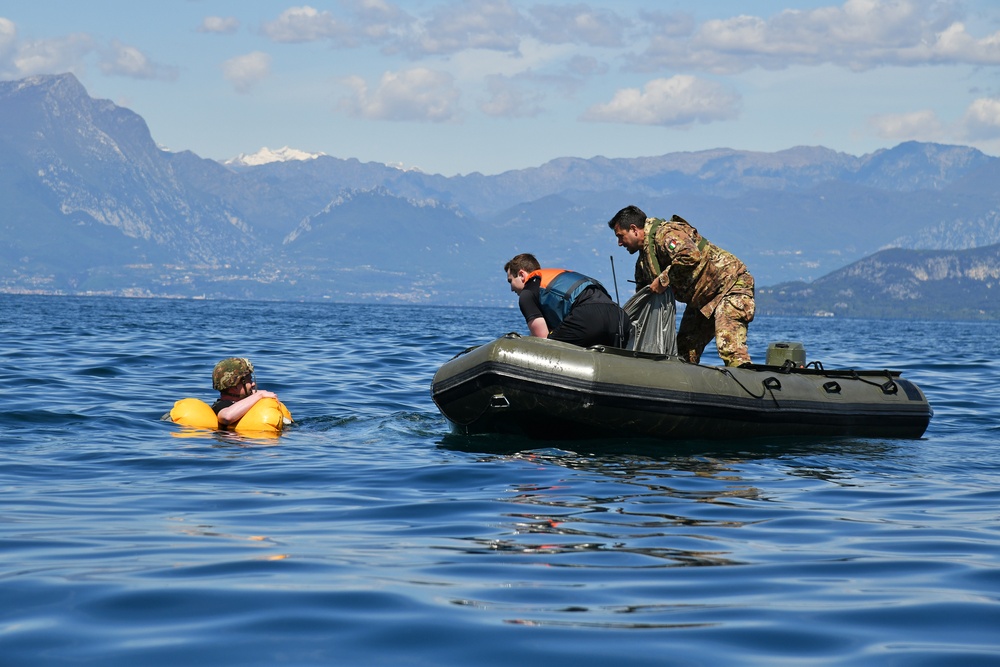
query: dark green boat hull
431 335 932 441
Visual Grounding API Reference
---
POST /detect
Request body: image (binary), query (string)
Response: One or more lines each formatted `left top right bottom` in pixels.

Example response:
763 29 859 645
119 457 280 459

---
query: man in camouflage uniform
211 357 280 426
608 205 755 367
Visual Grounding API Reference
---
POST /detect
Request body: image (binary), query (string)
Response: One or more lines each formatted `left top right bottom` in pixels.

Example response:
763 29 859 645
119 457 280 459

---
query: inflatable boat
431 334 932 441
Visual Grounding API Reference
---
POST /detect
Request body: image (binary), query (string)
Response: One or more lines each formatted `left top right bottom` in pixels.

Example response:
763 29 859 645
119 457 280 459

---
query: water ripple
0 297 998 666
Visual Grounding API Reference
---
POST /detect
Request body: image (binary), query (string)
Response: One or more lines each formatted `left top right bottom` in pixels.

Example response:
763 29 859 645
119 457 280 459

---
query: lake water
1 294 998 666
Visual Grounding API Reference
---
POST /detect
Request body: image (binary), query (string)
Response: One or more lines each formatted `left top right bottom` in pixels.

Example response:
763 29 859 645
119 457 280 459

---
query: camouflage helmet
212 357 254 391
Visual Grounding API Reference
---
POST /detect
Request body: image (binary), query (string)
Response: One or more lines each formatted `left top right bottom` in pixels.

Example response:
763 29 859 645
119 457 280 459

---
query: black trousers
549 302 632 348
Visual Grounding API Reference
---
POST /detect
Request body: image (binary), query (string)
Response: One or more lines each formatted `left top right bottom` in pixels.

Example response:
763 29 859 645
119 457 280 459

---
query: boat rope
451 400 496 427
447 345 479 361
448 390 512 428
716 368 782 407
845 369 899 394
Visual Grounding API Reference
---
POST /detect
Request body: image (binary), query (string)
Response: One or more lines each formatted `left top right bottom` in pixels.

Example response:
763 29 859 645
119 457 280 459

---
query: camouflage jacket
635 215 752 318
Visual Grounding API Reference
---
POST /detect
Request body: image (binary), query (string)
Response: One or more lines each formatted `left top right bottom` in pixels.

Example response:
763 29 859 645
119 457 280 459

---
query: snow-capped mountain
224 146 326 167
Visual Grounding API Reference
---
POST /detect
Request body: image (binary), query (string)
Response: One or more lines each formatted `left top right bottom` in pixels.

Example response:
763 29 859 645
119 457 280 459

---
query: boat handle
762 377 781 391
490 394 510 408
823 381 841 394
881 380 898 395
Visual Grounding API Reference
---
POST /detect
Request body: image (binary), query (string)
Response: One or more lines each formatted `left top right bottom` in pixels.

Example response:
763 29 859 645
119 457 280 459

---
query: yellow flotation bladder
170 397 292 436
170 397 220 430
233 397 292 435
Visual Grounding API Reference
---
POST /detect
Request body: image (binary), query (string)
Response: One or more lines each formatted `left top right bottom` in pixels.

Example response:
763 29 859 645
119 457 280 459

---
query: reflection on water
434 436 946 606
449 449 763 569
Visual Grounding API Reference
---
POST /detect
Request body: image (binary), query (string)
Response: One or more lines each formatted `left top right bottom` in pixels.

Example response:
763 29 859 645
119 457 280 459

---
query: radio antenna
609 255 621 305
610 254 628 348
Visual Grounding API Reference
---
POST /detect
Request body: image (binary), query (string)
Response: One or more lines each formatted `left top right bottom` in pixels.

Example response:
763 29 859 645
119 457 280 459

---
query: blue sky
2 0 1000 175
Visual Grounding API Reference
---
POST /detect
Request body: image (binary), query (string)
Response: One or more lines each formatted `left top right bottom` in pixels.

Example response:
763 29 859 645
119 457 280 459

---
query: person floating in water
211 357 280 427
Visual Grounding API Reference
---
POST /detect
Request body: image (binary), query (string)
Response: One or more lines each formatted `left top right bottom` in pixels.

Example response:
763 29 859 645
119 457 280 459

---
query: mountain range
759 243 1000 320
1 72 998 318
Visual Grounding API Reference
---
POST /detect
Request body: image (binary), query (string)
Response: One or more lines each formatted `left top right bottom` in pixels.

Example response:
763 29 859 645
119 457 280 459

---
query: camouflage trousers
677 274 756 367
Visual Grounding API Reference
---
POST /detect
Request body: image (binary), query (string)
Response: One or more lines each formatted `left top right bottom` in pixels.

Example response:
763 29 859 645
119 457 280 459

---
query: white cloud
198 16 241 35
582 75 741 127
257 2 412 49
99 40 177 80
402 0 525 56
636 10 697 40
906 21 1000 66
529 5 631 48
339 67 460 122
869 110 945 140
0 17 15 55
0 22 174 82
637 0 1000 74
222 51 272 94
960 97 1000 140
344 0 412 41
261 5 353 45
867 97 1000 143
0 19 160 82
392 2 632 57
11 33 94 77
